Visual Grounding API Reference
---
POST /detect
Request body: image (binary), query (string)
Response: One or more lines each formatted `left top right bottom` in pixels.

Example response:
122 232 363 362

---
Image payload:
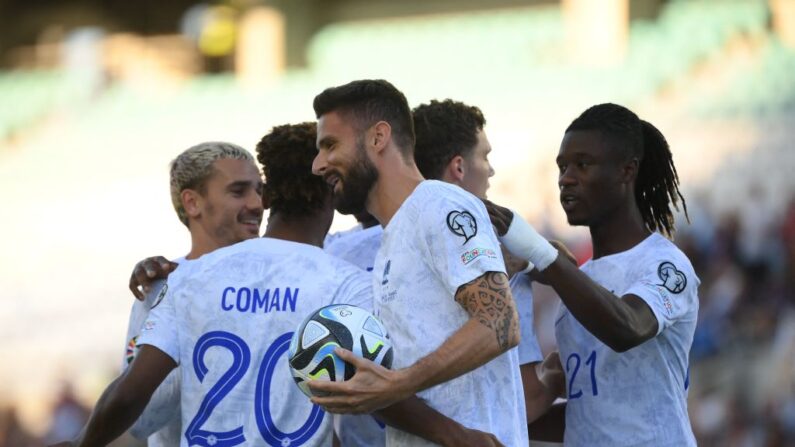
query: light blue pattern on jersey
555 233 699 447
122 257 185 446
323 224 386 447
510 273 543 366
138 238 373 447
373 180 529 447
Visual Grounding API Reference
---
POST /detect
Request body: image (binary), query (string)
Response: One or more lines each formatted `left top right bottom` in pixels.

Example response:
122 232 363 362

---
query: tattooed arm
454 271 521 349
310 271 519 413
402 271 520 390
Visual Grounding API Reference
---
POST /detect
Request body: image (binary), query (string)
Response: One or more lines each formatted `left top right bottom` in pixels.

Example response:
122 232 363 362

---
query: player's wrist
391 368 417 401
499 211 557 271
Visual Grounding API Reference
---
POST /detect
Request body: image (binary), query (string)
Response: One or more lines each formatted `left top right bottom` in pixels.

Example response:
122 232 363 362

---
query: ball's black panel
309 354 338 382
360 335 384 362
289 333 336 370
317 316 354 350
381 347 394 370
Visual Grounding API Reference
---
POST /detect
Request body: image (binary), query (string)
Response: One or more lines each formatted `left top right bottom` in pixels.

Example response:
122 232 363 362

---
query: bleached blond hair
170 142 255 227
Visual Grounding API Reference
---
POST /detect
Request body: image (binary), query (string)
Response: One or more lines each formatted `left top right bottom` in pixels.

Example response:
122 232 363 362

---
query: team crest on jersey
657 261 687 294
150 284 168 310
447 210 478 244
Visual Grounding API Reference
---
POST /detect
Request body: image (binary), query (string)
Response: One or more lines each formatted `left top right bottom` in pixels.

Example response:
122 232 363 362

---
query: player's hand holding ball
309 346 411 414
288 304 400 412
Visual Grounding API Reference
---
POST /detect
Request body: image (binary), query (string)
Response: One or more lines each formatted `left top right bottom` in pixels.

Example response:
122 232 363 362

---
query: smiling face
557 130 629 227
312 111 379 215
193 158 264 246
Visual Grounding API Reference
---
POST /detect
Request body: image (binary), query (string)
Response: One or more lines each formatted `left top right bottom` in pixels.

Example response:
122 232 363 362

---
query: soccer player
328 99 523 446
412 99 558 424
56 124 501 447
309 80 528 446
55 124 368 446
122 142 264 445
131 165 387 447
489 103 698 446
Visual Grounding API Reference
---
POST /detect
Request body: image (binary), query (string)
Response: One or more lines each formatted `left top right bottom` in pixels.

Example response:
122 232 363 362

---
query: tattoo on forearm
455 271 519 350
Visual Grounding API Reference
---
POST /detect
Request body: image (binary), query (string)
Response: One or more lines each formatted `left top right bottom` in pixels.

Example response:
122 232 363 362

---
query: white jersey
121 257 185 446
510 273 543 366
373 180 528 447
323 224 386 447
555 233 699 447
138 238 373 447
324 224 383 272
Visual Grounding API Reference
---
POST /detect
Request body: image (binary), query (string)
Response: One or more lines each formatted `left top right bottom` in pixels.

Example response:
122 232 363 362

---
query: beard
334 138 378 215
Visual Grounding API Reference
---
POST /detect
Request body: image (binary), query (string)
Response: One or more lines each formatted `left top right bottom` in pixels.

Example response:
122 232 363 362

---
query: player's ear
621 157 639 184
371 121 392 153
182 189 202 219
444 155 466 183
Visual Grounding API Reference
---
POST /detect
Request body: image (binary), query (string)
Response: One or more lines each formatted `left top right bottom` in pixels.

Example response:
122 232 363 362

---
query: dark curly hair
256 122 328 217
566 103 688 237
313 79 415 155
412 99 486 180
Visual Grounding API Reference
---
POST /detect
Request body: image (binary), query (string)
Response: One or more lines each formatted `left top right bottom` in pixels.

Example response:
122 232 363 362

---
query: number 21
566 350 598 399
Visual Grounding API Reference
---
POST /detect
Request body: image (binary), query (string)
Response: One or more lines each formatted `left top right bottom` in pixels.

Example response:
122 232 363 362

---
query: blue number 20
566 350 598 399
185 331 324 446
186 331 250 446
255 332 324 445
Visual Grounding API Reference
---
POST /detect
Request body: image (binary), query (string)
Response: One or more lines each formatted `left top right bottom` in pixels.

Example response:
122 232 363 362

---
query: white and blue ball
288 304 394 397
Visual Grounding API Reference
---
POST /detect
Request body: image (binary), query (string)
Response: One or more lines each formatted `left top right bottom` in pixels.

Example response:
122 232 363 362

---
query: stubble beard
334 138 379 215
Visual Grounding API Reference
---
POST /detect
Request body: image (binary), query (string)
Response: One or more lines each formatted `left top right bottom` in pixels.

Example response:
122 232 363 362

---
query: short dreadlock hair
256 122 328 217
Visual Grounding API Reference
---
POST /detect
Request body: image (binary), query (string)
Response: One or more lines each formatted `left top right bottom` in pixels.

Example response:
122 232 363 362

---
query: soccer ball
288 304 394 397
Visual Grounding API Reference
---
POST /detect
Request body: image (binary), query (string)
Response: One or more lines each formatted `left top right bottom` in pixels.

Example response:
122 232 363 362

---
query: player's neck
264 213 327 248
368 154 424 227
186 224 224 260
589 203 650 259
